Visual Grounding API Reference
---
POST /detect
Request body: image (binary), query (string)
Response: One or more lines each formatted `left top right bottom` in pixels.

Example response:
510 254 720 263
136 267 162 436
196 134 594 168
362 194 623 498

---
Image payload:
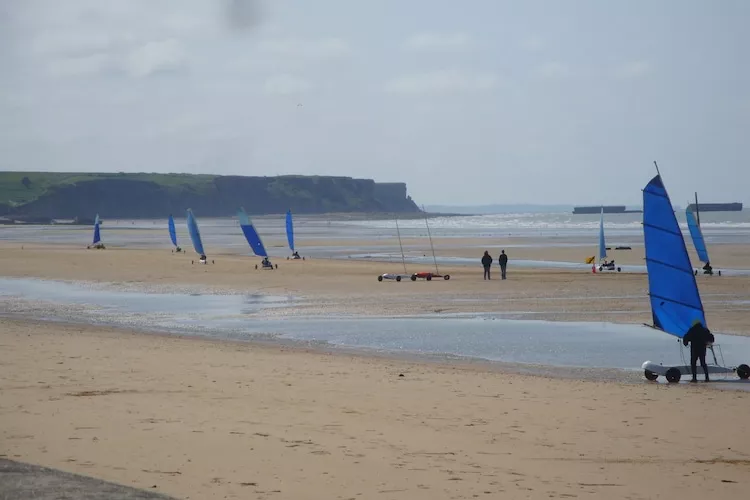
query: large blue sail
286 209 295 252
598 208 606 261
643 175 706 338
186 209 205 256
92 214 101 245
238 208 268 257
168 214 178 247
685 208 709 263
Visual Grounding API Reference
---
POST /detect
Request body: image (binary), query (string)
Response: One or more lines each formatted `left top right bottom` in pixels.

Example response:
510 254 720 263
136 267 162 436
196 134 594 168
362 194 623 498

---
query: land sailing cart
377 218 411 283
642 333 749 383
411 206 450 281
639 163 749 383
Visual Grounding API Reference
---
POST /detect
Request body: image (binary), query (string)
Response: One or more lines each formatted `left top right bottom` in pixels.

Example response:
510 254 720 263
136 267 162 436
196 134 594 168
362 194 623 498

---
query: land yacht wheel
737 364 750 380
396 276 401 282
444 275 450 280
617 267 622 272
426 275 432 281
644 370 658 381
411 275 417 281
598 266 603 272
377 275 383 282
665 368 682 383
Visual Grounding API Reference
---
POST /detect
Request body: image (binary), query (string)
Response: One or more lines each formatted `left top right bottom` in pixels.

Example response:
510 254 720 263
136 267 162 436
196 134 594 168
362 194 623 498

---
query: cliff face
0 173 420 219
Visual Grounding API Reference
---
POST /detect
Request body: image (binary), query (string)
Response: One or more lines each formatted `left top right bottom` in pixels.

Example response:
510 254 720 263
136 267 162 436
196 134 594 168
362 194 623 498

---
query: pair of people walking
481 250 508 280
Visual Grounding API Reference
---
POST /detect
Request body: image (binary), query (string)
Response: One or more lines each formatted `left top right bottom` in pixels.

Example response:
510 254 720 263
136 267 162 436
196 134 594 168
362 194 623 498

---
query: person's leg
484 267 489 280
501 264 507 279
690 349 699 382
700 352 709 381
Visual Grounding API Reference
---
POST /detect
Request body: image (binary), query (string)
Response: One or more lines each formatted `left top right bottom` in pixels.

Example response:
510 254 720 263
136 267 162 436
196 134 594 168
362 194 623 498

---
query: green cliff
0 172 420 219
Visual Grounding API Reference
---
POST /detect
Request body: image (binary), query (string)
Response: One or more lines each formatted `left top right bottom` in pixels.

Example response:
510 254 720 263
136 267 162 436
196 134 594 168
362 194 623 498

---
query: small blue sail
238 207 268 257
168 214 178 247
643 175 706 338
598 207 606 261
286 209 295 253
186 209 205 256
92 214 101 245
685 208 709 263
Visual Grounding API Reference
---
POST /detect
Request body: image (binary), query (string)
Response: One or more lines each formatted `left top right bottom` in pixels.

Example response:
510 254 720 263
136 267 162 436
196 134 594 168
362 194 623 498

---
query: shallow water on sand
3 278 750 383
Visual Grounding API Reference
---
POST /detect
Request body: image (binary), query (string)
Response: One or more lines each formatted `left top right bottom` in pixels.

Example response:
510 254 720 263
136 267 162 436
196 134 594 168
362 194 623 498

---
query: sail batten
644 257 696 276
686 208 709 263
642 222 683 237
186 209 205 256
238 208 268 257
168 214 178 247
286 210 295 253
648 293 705 312
643 174 706 338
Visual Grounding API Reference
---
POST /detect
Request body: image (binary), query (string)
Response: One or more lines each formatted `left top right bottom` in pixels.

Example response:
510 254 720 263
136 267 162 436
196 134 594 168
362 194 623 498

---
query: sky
1 0 748 206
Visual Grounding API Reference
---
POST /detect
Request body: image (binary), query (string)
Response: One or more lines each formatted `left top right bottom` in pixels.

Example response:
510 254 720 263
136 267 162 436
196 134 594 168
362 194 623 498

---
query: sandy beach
2 238 750 499
2 318 749 500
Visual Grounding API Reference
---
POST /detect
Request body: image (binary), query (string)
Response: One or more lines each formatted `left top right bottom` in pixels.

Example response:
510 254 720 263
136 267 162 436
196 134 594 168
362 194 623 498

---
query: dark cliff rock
0 172 420 219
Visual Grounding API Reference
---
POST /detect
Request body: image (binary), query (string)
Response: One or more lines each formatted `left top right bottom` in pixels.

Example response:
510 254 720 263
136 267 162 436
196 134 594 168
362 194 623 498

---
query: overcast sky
1 0 748 206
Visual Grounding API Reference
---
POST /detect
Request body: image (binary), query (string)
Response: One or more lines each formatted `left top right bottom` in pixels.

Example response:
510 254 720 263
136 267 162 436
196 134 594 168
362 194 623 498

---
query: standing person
498 250 508 280
682 319 715 382
481 251 493 280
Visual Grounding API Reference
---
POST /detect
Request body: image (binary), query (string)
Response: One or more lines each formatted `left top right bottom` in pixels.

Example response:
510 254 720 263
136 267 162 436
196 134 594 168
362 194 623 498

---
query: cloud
124 39 187 77
384 69 498 94
44 38 187 78
47 53 112 77
535 62 571 79
520 35 545 52
613 60 651 79
264 74 312 95
257 37 351 59
403 33 470 51
31 31 127 58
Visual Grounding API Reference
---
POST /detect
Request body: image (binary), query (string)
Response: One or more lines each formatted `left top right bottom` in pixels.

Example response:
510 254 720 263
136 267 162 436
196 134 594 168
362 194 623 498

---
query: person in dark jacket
498 250 508 280
682 319 715 382
481 251 493 280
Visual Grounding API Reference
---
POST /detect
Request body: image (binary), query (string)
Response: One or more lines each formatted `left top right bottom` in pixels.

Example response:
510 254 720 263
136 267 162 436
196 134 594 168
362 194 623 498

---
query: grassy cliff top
0 172 388 207
0 172 218 206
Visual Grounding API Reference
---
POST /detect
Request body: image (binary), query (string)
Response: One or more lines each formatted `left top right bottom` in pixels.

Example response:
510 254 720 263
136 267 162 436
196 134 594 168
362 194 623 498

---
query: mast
395 218 407 274
422 205 440 275
694 192 701 227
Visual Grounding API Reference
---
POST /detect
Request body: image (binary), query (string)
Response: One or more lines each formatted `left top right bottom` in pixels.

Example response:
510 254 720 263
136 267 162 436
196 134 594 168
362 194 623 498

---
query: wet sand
2 242 750 334
1 318 749 500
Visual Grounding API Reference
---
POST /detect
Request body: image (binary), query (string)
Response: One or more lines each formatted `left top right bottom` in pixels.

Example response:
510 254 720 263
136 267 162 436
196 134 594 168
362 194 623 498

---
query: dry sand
1 319 749 500
2 240 750 499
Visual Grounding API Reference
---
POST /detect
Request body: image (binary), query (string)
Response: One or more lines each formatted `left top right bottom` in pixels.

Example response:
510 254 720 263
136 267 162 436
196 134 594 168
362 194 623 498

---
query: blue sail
168 214 178 247
92 214 101 245
643 175 706 338
685 208 709 263
598 208 606 261
238 208 268 257
286 209 295 252
186 209 205 256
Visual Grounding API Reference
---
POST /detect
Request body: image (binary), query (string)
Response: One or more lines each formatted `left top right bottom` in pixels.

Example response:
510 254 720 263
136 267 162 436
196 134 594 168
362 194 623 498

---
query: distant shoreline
0 211 470 226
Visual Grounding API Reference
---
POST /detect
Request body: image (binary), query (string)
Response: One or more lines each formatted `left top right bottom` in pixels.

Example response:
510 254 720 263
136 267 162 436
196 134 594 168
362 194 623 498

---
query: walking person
481 251 493 280
682 319 715 382
498 250 508 280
